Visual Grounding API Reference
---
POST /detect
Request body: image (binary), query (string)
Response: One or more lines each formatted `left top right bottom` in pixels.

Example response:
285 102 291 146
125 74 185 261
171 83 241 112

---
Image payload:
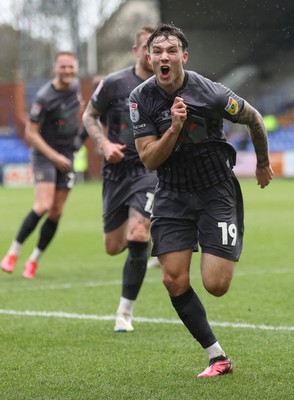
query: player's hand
171 96 187 132
102 141 127 163
256 164 274 188
55 154 72 173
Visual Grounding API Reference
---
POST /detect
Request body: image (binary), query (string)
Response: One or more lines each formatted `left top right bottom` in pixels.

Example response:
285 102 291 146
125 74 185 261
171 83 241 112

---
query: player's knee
105 245 119 256
105 241 126 256
203 280 230 297
162 273 189 297
48 207 63 221
128 224 150 243
162 274 172 291
35 203 52 216
201 257 234 297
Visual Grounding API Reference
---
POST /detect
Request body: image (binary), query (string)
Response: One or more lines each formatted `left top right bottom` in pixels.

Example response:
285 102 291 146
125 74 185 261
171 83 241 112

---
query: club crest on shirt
30 102 43 118
162 109 171 121
225 97 238 115
130 102 139 123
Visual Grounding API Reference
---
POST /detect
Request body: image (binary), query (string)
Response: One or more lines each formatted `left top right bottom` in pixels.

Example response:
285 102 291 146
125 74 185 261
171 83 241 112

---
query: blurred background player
130 24 273 377
83 26 157 332
1 51 82 279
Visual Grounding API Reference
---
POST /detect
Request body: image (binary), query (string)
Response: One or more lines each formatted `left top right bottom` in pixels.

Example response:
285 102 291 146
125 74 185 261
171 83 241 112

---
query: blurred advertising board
3 164 33 187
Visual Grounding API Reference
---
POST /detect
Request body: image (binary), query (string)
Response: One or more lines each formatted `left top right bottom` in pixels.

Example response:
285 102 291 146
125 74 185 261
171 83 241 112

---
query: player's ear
182 51 189 65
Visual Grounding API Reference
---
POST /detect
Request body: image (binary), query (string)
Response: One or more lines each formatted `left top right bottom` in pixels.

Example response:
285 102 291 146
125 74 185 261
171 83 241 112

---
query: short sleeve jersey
29 79 81 156
91 66 149 181
130 71 245 192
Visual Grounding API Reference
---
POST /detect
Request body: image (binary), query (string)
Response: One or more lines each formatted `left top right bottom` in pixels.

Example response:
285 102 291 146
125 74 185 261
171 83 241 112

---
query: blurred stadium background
1 0 294 185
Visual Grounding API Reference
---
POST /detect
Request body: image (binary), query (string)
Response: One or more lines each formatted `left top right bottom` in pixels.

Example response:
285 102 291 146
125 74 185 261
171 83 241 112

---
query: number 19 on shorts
218 222 237 246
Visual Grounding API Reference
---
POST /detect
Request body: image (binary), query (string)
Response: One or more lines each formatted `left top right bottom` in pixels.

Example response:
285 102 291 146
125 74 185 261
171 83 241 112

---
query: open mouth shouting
160 65 170 79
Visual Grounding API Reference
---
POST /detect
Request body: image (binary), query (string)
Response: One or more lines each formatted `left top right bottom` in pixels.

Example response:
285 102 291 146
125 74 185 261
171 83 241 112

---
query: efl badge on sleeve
225 97 238 115
30 102 43 118
130 102 140 123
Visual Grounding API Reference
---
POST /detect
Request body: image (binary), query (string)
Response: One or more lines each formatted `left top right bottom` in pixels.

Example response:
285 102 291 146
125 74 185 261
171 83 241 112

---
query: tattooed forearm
82 103 106 147
238 102 270 168
251 123 270 168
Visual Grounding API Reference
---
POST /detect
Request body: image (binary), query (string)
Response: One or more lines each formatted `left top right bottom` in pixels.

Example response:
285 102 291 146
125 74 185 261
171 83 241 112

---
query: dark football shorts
31 152 75 190
103 171 157 233
150 176 244 262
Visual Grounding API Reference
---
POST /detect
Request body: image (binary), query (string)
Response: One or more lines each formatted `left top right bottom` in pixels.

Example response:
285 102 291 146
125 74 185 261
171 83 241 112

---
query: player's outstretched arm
237 101 274 188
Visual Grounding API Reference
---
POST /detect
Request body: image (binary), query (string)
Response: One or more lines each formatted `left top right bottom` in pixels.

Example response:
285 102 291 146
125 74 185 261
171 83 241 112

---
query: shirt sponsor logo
225 97 238 115
130 102 139 123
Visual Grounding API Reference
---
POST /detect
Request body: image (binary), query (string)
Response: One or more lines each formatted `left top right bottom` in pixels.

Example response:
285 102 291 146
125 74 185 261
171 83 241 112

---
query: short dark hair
134 25 155 46
147 23 188 51
54 51 77 62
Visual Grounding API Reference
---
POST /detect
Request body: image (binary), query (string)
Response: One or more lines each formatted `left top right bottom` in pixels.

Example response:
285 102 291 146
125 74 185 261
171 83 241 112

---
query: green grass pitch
0 179 293 399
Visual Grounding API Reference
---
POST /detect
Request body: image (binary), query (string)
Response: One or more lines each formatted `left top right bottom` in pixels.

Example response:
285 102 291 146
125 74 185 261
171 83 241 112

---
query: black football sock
37 218 59 251
170 286 217 349
16 210 42 243
122 240 148 300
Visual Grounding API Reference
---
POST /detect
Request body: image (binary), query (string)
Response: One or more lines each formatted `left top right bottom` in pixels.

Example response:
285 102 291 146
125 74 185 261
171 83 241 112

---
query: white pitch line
234 268 293 277
0 309 293 331
0 268 292 293
0 278 159 293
